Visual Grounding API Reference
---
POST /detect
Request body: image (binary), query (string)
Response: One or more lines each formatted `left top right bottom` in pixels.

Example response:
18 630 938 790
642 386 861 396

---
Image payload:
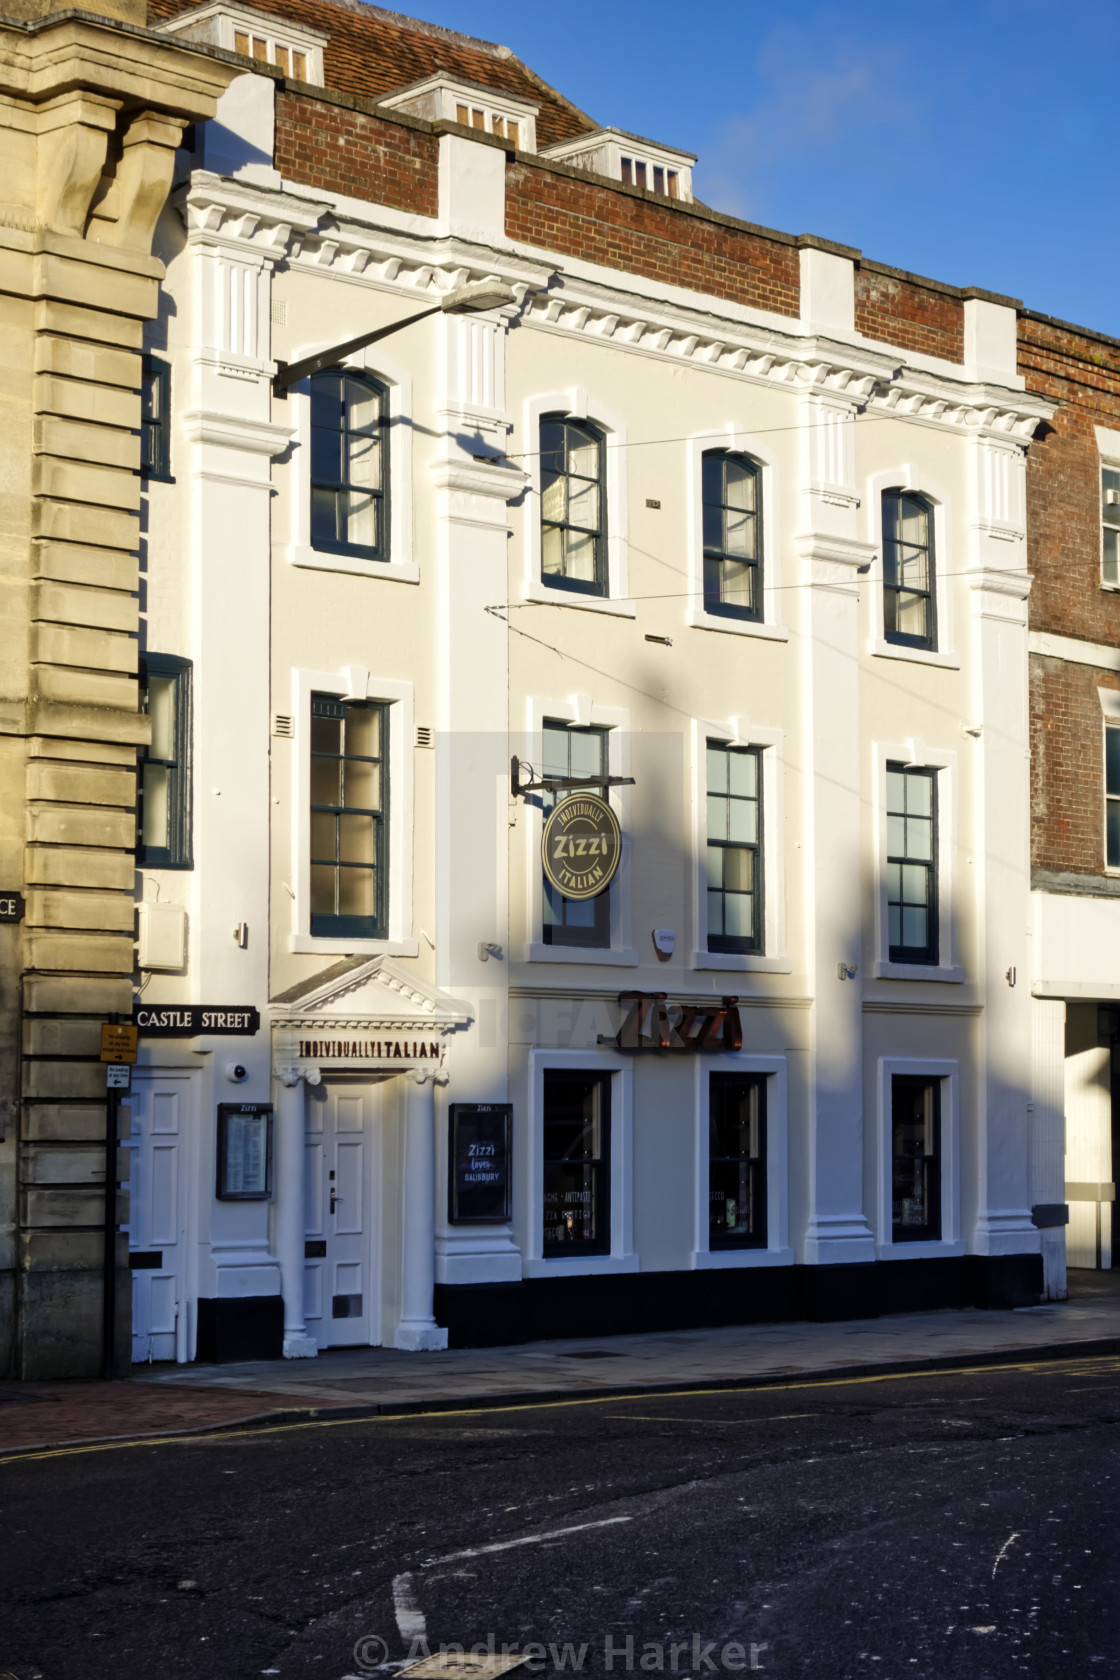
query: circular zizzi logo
542 794 621 901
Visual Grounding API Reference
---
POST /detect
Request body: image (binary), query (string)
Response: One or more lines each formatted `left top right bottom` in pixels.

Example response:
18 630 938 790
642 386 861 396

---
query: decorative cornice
180 410 294 454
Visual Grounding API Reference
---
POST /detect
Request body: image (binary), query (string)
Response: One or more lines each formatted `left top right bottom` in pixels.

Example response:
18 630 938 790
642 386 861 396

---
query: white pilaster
795 387 877 1266
395 1072 448 1350
272 1058 319 1358
1030 994 1068 1298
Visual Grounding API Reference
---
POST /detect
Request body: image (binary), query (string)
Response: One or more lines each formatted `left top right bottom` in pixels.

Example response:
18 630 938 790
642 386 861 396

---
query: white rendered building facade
126 0 1053 1361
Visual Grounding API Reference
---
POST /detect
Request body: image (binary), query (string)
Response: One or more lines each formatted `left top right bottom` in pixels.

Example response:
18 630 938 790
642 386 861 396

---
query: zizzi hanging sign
541 794 621 901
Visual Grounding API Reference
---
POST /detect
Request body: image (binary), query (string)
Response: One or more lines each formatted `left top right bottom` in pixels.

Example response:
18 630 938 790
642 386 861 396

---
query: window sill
692 951 792 974
523 1254 640 1279
522 578 636 618
692 1246 794 1270
872 961 965 982
870 639 959 670
526 943 639 966
686 610 790 642
875 1239 965 1261
288 545 419 584
290 934 420 956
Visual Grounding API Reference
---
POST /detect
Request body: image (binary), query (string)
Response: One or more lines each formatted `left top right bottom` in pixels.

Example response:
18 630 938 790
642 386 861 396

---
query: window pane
886 770 906 813
724 460 755 511
562 527 597 581
905 817 932 861
310 864 335 914
141 763 170 849
338 866 375 918
291 50 306 77
719 559 755 611
728 751 757 797
727 800 757 844
542 724 570 777
905 773 931 816
343 760 380 810
1105 527 1120 586
541 524 565 576
338 813 374 864
902 863 928 903
507 122 519 147
895 592 929 640
902 906 927 948
887 814 906 856
1106 729 1120 799
311 486 341 545
540 422 566 477
342 489 378 550
568 431 599 482
311 711 341 755
892 1078 939 1239
723 508 753 559
1109 800 1120 868
274 44 289 73
310 811 336 860
147 674 175 762
345 705 380 759
543 1075 608 1253
722 848 754 893
706 747 728 794
707 794 727 841
723 892 754 938
707 886 723 936
888 904 901 947
706 845 724 891
568 478 599 533
634 161 647 189
311 757 341 807
568 728 604 781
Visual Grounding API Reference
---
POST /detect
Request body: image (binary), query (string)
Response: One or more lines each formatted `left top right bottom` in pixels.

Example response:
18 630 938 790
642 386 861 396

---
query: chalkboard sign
217 1103 273 1200
449 1103 512 1223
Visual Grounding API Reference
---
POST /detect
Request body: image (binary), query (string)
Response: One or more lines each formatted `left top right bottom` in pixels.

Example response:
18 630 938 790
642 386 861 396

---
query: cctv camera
224 1061 249 1083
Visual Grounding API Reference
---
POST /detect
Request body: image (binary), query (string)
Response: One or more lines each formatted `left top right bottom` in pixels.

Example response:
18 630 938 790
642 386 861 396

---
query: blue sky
403 0 1119 337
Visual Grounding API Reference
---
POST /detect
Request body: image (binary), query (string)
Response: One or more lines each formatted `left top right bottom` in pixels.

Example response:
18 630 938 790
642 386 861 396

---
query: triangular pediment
270 955 472 1030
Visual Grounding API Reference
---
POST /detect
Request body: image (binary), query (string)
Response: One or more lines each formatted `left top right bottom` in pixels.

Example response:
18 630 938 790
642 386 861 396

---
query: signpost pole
102 1070 119 1381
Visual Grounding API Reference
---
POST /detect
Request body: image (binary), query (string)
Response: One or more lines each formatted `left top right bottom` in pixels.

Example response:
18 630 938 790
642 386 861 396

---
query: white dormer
155 2 328 85
541 128 695 202
378 74 539 154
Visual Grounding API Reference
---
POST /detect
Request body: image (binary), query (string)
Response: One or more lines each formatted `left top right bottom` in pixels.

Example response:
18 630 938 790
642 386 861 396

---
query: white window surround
522 695 637 966
875 1057 963 1259
522 1047 636 1278
1096 426 1120 593
864 465 958 669
871 740 963 982
691 1053 792 1269
284 344 416 583
156 2 327 83
1099 689 1120 875
691 717 790 973
520 388 634 617
685 427 789 641
289 665 417 956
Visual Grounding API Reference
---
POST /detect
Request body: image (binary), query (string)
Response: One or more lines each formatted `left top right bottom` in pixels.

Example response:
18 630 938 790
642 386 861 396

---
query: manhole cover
401 1654 529 1680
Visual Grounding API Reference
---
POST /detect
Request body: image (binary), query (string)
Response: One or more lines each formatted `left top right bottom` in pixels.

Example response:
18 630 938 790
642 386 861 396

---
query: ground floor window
708 1073 766 1248
891 1075 941 1241
543 1071 610 1255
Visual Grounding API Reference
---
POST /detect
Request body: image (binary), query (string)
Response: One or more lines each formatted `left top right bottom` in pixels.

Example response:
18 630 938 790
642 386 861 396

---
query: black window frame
891 1075 942 1242
708 1072 767 1250
539 413 608 597
542 1070 611 1257
309 694 389 940
1103 465 1120 588
1107 724 1120 868
702 449 763 622
310 366 390 563
886 763 938 966
140 355 172 483
138 653 193 869
542 720 612 949
882 489 936 651
706 740 763 954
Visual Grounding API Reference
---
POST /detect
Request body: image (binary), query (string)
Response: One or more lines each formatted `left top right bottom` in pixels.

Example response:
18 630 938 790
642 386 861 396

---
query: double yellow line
3 1352 1116 1470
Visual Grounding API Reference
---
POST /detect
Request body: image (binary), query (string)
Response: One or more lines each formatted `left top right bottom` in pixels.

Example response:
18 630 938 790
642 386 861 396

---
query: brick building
1021 312 1120 1288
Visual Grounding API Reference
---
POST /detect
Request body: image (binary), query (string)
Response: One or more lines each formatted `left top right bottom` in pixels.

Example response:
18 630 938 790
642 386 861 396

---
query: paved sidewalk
4 1272 1119 1457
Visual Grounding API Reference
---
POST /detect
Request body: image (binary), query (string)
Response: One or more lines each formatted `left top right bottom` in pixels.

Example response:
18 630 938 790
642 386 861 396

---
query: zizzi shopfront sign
541 793 621 901
605 992 743 1053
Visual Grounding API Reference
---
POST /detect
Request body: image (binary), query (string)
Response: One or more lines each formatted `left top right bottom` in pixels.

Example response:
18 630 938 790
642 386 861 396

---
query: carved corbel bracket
35 92 118 238
98 110 186 254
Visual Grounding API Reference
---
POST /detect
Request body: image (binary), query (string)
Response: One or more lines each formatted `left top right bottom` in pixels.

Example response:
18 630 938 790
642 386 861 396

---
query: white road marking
393 1571 428 1643
431 1516 633 1563
992 1533 1021 1579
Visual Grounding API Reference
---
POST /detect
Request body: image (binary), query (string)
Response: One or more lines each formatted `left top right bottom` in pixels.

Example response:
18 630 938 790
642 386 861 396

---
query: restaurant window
310 368 389 561
543 1071 610 1255
1107 725 1120 867
882 490 936 650
540 415 607 596
138 655 192 868
703 451 761 620
542 721 611 948
886 764 937 964
708 1073 766 1249
1104 466 1120 587
310 695 388 938
140 356 171 482
706 741 762 953
891 1076 941 1241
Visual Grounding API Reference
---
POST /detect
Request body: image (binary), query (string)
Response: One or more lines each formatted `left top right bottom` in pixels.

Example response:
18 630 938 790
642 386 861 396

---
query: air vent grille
272 713 294 738
416 725 434 748
271 300 287 326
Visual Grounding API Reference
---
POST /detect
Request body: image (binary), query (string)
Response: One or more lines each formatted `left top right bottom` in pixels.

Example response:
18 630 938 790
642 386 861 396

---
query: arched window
702 451 762 620
310 368 389 561
540 415 607 595
882 490 935 650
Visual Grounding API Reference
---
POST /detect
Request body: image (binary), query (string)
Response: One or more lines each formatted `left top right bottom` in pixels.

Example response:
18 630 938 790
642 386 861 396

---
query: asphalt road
2 1353 1119 1680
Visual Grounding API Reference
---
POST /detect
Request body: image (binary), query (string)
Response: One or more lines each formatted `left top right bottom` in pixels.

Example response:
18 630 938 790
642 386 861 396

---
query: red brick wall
506 162 801 320
1030 655 1119 876
275 90 439 217
854 266 964 363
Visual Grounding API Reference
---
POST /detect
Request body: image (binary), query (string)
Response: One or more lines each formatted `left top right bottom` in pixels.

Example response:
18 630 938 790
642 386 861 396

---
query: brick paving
0 1380 298 1454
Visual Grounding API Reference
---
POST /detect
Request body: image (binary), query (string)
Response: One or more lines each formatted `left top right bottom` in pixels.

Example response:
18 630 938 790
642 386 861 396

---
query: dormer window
541 129 695 201
154 3 327 86
380 74 538 152
620 157 679 197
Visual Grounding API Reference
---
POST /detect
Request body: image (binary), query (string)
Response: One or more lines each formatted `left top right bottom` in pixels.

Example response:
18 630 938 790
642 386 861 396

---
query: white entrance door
304 1082 380 1349
127 1073 190 1363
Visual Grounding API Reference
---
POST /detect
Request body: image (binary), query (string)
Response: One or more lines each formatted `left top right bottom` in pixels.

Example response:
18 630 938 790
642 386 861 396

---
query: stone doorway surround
270 957 472 1356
